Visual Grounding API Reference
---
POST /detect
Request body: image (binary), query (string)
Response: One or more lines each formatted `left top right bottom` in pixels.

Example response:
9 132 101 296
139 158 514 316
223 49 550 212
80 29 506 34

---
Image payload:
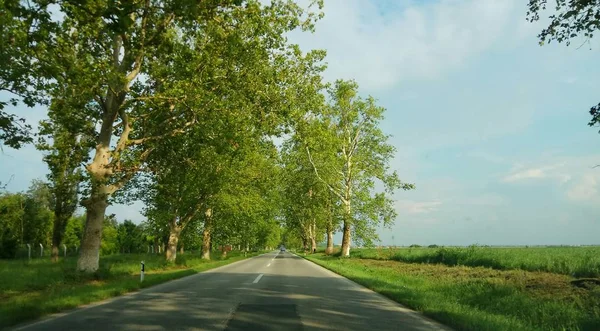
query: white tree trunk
201 208 212 260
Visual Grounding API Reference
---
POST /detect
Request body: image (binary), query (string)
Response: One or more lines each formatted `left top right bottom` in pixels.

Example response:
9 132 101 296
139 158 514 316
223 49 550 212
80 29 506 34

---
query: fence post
27 244 31 261
39 243 43 257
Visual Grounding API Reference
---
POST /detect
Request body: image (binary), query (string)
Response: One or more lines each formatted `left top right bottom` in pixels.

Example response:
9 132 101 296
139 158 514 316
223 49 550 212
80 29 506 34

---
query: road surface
12 251 451 331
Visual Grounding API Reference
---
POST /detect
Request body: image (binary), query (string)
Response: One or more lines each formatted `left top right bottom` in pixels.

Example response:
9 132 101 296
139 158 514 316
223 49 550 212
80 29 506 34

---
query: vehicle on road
280 246 286 252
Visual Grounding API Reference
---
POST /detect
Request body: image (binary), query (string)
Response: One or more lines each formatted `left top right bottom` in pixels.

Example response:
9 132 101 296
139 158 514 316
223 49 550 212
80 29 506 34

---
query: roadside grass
306 254 600 331
0 251 260 328
350 246 600 277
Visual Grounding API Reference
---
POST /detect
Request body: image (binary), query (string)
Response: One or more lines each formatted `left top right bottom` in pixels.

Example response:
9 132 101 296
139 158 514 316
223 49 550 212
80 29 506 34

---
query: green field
351 246 600 277
0 251 259 329
305 246 600 331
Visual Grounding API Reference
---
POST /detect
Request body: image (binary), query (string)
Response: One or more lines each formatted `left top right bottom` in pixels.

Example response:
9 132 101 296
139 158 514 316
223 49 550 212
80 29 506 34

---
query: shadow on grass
0 252 258 328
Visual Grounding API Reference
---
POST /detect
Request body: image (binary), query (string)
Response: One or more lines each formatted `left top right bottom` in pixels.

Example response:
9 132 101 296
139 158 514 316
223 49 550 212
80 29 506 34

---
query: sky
2 0 600 247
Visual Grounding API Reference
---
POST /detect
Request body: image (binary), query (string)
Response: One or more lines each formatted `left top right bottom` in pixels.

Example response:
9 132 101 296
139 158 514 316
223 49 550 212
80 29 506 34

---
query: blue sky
2 0 600 246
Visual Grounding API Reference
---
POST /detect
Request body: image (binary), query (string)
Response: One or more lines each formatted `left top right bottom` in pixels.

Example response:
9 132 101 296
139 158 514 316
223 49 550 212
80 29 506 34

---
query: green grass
0 251 261 328
350 246 600 277
306 253 600 331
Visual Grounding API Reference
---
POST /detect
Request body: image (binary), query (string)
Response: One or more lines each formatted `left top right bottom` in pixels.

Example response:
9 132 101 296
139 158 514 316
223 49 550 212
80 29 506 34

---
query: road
12 251 451 331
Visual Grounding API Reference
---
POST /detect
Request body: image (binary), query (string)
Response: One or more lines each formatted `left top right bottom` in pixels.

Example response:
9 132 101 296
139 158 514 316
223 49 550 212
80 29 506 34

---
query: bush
409 244 421 248
0 228 18 259
428 244 439 248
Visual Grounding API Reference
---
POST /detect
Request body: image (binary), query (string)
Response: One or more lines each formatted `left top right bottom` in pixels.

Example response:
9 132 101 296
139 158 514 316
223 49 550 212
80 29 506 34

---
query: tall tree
23 180 54 249
301 80 414 256
12 0 323 272
526 1 600 129
37 106 90 261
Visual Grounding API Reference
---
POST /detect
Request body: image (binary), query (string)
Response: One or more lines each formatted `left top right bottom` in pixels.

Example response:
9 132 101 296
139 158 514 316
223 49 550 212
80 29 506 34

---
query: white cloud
502 163 571 184
567 174 600 203
290 0 531 91
396 200 442 214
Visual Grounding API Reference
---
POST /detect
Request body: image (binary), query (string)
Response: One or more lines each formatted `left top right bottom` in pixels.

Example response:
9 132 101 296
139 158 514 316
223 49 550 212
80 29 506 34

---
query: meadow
351 245 600 277
305 246 600 331
0 251 259 328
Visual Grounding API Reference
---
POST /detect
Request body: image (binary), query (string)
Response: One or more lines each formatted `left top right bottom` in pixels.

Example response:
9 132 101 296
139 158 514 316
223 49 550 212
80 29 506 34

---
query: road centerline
252 273 264 284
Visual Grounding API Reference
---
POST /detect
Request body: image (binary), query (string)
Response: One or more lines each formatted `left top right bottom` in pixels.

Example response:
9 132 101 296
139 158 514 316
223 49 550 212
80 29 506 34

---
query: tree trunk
77 192 108 272
341 221 351 257
325 228 334 255
51 215 65 262
166 218 182 263
201 208 212 260
340 199 352 257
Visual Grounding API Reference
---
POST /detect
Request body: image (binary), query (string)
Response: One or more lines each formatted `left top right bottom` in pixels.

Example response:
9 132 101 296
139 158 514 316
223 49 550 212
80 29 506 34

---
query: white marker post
27 244 31 261
140 261 145 282
39 243 43 257
63 244 67 257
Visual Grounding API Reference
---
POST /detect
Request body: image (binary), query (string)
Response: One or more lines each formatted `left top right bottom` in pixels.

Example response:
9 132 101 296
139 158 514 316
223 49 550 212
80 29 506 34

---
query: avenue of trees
0 0 412 270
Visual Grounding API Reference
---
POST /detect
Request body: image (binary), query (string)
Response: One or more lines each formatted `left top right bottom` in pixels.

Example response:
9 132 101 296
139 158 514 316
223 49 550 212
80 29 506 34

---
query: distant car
280 246 286 252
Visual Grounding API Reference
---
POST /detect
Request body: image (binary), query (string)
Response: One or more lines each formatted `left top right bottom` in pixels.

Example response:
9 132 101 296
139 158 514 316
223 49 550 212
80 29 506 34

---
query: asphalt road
12 251 451 331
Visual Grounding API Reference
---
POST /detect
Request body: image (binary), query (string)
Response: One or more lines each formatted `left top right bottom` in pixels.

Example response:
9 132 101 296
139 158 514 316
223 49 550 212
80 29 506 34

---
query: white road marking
253 273 264 284
267 263 271 267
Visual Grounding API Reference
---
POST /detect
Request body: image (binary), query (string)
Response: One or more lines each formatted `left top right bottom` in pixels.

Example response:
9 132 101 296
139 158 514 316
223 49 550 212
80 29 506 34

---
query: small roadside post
63 244 67 257
39 243 43 257
140 261 145 282
27 244 31 261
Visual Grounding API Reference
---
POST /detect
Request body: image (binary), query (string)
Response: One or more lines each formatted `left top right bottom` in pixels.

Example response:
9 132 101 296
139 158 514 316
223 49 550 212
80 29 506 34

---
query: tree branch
305 146 345 201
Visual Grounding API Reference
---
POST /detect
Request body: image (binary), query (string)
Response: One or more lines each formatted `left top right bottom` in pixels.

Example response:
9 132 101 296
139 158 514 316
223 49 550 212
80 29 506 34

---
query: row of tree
0 177 283 259
0 0 415 271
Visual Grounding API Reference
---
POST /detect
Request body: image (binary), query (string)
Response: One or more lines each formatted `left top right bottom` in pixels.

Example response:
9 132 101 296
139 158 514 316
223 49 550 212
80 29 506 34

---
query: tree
0 0 54 149
23 180 54 249
300 80 414 256
63 214 85 251
9 0 324 272
38 111 89 261
100 214 119 255
0 192 26 258
116 220 144 253
281 142 332 254
526 1 600 129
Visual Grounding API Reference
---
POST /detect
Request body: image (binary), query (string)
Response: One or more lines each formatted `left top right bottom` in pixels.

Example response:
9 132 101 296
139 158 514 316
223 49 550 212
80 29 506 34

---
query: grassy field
351 246 600 277
0 251 260 328
306 248 600 331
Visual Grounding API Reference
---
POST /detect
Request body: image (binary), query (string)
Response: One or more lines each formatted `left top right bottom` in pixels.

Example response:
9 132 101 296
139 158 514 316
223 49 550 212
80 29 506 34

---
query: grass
306 252 600 331
350 246 600 277
0 251 261 328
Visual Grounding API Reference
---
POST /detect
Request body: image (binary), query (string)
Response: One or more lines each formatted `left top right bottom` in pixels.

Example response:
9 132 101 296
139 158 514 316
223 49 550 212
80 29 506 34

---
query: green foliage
116 220 145 253
526 1 600 134
0 192 25 256
100 215 119 255
0 0 53 148
290 80 414 249
63 215 85 249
